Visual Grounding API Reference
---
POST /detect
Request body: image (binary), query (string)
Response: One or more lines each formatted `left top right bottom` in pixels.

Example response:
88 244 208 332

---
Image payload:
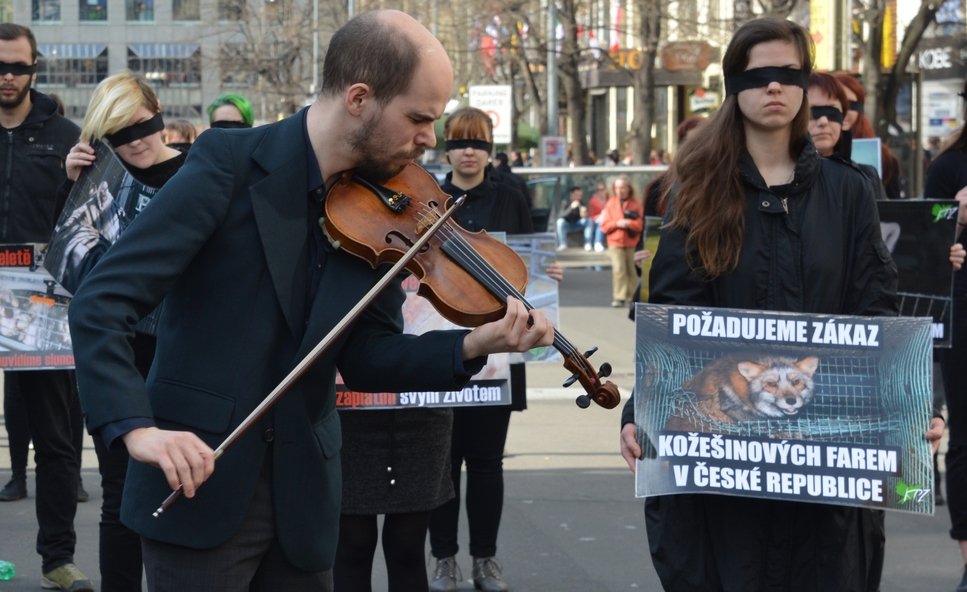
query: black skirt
339 407 454 515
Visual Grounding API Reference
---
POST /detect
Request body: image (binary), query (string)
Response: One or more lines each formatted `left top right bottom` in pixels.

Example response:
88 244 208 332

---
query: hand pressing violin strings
461 296 553 361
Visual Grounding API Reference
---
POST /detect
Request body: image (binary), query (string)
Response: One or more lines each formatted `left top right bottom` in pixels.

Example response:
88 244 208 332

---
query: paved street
0 255 963 591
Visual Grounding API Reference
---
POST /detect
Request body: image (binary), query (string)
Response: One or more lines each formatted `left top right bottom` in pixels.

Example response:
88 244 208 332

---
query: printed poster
44 141 160 294
877 199 958 347
633 303 935 514
44 140 164 335
337 233 561 410
0 243 74 370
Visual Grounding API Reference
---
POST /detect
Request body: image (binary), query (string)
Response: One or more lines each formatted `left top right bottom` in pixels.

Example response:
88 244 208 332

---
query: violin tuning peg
583 346 599 358
598 362 612 378
562 374 579 388
575 394 591 409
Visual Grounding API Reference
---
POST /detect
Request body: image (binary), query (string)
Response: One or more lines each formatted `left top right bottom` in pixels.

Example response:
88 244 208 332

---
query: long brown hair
664 18 813 278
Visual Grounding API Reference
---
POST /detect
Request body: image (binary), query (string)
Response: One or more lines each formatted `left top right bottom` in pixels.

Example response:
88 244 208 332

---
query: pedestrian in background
586 182 607 252
0 22 93 592
58 70 190 592
554 185 586 251
598 174 643 308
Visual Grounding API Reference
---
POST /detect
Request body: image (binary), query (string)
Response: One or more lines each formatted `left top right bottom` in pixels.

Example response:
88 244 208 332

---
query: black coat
0 91 79 242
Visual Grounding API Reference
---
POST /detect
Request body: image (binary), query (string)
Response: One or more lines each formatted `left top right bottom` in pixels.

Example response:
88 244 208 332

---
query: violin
323 162 621 411
153 161 619 518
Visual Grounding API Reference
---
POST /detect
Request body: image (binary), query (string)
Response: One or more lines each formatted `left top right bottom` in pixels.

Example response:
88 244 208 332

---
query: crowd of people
0 10 964 592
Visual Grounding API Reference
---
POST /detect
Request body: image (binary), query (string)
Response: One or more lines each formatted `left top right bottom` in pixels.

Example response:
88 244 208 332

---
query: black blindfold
104 113 164 147
810 106 845 124
445 139 493 153
725 67 808 96
848 100 864 114
0 62 36 77
210 120 251 129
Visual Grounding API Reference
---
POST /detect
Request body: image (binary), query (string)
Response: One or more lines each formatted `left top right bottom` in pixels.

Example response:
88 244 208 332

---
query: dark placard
877 199 958 347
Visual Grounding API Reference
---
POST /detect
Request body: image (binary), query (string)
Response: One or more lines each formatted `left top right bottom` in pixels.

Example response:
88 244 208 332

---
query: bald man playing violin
67 10 552 592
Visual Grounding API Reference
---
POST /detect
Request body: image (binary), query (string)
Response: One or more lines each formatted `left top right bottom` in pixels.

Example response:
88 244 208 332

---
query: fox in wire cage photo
633 304 936 513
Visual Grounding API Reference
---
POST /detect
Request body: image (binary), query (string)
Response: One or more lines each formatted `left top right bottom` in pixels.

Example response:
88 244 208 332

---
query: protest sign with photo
633 303 935 514
0 244 74 370
45 141 160 294
877 199 958 347
337 233 560 410
44 140 164 334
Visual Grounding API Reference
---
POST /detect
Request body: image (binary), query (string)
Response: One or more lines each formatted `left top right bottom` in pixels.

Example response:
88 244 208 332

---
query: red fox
668 354 819 429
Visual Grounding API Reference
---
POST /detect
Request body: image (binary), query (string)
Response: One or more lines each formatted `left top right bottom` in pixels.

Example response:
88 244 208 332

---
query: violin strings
413 204 595 379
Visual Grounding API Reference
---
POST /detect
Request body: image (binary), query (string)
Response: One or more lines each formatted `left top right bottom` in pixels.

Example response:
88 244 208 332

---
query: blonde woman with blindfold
58 70 187 592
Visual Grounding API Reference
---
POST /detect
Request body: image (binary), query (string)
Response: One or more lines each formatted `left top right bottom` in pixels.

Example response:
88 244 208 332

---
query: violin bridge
414 211 439 235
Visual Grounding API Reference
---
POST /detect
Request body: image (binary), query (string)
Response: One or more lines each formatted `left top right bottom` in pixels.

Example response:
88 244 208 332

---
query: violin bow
152 194 467 518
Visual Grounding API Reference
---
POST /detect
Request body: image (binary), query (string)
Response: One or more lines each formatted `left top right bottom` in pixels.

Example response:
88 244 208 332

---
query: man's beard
349 111 424 183
0 83 30 110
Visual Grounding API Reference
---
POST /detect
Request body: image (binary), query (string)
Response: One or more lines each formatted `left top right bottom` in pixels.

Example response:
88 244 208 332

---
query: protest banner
0 243 73 370
633 303 935 514
45 141 160 293
44 140 164 335
337 233 560 409
877 199 958 347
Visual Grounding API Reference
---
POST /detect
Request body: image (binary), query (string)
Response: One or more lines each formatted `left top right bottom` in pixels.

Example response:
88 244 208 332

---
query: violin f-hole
385 230 430 254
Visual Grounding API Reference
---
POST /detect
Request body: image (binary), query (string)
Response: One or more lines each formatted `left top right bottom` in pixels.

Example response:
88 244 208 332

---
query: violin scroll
562 346 621 410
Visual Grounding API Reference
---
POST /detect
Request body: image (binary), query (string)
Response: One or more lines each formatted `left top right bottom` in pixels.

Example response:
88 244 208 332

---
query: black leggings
334 512 431 592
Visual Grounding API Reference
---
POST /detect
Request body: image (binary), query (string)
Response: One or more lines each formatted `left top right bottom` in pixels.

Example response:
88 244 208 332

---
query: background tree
855 0 941 136
627 0 661 164
214 0 345 122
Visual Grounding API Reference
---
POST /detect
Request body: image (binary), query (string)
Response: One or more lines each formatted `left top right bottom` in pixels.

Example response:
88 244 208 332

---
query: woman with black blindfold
59 70 187 592
808 72 964 273
618 17 943 591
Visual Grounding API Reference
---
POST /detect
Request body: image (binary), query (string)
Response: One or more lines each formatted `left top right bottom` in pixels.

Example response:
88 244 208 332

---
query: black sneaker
472 557 508 592
0 477 26 501
429 556 461 592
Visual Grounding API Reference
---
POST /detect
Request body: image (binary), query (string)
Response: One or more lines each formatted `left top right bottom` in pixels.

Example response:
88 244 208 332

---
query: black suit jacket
69 110 473 571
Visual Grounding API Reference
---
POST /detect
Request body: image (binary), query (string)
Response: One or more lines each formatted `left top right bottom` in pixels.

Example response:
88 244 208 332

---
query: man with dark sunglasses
0 22 93 592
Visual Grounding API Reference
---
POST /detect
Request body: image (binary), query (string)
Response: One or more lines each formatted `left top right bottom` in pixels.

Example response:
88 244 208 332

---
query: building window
126 0 153 21
218 0 246 21
32 0 61 21
36 44 108 86
127 44 201 86
173 0 199 20
78 0 105 20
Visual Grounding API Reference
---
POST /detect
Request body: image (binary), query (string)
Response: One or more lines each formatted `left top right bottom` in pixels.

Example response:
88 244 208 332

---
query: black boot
0 477 26 501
